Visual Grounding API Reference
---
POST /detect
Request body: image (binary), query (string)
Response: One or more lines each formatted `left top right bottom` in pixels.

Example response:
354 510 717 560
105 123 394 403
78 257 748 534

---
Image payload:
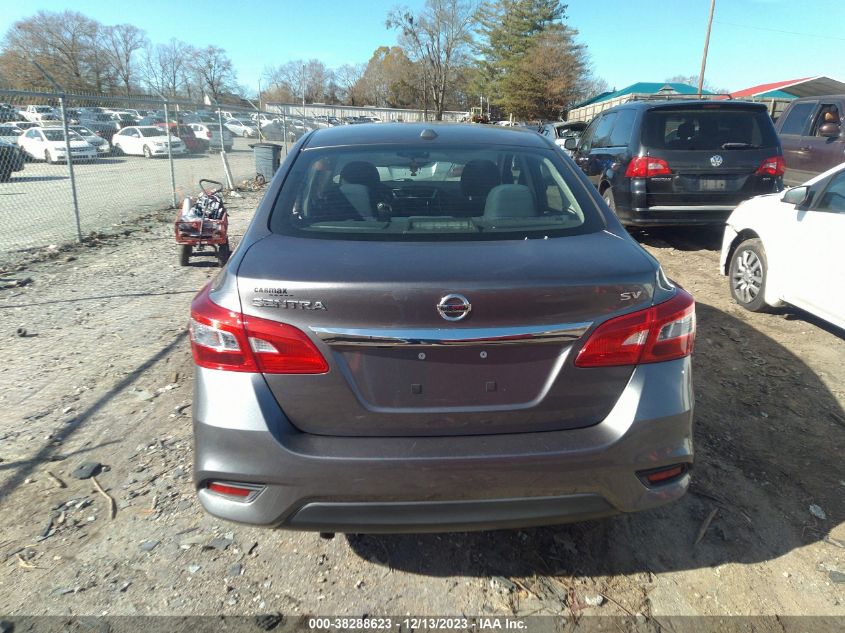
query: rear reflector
638 464 688 486
575 288 695 367
190 284 329 374
625 156 672 178
755 155 785 177
207 481 263 500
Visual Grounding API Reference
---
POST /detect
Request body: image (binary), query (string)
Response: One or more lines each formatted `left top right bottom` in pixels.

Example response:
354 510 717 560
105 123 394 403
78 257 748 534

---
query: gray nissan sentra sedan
189 123 695 533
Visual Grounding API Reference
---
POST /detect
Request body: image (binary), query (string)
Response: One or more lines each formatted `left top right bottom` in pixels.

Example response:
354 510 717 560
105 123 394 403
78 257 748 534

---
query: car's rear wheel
729 238 769 312
602 188 616 214
143 145 152 158
179 245 191 266
217 242 231 266
112 143 123 156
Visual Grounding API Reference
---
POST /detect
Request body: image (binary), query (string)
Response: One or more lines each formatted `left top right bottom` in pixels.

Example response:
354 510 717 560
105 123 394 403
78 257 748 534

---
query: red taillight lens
207 482 251 497
575 288 695 367
755 155 785 177
624 156 672 178
189 285 329 374
638 464 688 486
206 131 212 139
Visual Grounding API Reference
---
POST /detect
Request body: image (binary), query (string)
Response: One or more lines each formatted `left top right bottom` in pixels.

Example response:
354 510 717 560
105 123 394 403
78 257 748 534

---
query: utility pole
697 0 716 98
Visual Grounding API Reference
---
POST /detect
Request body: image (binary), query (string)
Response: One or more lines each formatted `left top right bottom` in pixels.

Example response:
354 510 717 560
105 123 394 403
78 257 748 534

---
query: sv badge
620 290 643 301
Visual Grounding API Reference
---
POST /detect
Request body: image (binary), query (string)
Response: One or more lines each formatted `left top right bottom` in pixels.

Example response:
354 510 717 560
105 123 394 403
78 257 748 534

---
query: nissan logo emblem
437 294 472 321
710 154 724 167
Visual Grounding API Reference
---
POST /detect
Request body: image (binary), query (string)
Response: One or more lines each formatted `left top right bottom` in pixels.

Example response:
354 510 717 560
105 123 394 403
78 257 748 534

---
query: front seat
460 159 500 216
483 184 536 218
340 161 389 218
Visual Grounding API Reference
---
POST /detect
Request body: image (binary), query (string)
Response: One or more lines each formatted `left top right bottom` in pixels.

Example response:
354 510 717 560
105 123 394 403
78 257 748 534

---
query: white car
189 123 233 151
112 126 186 157
69 125 111 154
17 127 96 163
720 162 845 329
21 105 58 122
224 118 257 137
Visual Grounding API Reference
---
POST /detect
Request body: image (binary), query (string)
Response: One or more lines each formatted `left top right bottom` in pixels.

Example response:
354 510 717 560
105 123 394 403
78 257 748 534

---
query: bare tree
103 24 148 95
335 63 366 104
141 39 190 98
387 0 477 120
190 45 236 103
2 10 99 91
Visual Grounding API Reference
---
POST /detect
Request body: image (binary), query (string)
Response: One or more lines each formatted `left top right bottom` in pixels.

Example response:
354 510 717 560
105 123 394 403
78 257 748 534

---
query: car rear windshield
642 107 778 151
269 144 603 241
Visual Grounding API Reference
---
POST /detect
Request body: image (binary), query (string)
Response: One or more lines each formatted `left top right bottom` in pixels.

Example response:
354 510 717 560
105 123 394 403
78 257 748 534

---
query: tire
179 245 191 267
602 187 616 213
0 168 11 182
729 238 770 312
217 242 231 267
143 145 152 159
113 143 123 156
242 131 248 137
44 150 53 164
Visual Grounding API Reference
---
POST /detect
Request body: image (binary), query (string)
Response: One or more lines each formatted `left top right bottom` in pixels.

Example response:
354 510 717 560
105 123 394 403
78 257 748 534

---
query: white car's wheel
143 145 152 158
44 149 53 164
729 238 770 312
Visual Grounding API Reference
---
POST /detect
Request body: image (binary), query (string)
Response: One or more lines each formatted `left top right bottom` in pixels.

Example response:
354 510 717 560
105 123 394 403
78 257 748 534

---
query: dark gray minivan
566 100 784 226
190 123 696 533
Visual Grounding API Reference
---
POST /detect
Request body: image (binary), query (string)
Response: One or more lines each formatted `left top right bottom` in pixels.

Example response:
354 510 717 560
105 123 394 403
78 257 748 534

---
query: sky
1 0 843 95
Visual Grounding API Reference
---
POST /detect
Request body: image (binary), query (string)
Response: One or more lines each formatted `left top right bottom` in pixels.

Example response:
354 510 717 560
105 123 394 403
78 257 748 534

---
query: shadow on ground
347 301 845 577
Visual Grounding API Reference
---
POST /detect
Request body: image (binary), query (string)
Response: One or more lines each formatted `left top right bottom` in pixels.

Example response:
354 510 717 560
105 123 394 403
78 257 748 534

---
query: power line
714 20 845 42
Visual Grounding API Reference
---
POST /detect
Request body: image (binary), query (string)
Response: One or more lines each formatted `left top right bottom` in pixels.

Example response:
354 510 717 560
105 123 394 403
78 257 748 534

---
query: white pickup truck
21 105 59 122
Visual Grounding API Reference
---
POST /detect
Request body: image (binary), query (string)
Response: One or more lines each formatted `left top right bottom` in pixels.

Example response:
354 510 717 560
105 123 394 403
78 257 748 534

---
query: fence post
58 95 83 242
282 112 288 155
32 61 83 242
162 100 177 209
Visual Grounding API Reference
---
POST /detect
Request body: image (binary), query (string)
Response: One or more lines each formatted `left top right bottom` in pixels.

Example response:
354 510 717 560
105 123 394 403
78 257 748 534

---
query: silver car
190 123 696 533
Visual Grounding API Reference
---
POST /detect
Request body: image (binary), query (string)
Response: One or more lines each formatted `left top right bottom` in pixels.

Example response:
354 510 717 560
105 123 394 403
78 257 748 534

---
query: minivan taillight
575 289 695 367
755 156 785 177
624 156 672 178
189 285 328 374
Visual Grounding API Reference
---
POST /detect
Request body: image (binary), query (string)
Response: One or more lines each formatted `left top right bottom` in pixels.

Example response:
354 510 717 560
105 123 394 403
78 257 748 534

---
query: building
567 82 713 122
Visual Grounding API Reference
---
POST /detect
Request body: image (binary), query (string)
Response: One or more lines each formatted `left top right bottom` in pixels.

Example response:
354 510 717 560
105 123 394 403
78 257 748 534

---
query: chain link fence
0 88 311 261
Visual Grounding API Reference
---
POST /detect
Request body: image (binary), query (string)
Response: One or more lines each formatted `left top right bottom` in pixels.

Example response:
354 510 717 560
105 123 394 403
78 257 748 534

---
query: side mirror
781 185 810 207
563 137 578 151
818 122 841 138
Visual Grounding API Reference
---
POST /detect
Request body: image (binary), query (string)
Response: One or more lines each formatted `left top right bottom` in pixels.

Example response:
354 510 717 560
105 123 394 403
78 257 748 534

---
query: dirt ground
0 188 843 620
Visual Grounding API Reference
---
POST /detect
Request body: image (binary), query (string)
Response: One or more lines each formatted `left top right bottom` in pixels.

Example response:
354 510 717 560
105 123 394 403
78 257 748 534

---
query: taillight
206 131 212 139
624 156 672 178
638 464 688 486
755 155 785 177
189 285 329 374
575 288 695 367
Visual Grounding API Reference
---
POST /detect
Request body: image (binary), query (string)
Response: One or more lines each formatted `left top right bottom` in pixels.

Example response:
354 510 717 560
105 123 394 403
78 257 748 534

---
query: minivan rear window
269 145 603 241
642 107 778 151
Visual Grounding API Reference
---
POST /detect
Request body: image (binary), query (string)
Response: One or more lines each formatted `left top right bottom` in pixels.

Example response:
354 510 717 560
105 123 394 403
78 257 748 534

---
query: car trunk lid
236 231 659 437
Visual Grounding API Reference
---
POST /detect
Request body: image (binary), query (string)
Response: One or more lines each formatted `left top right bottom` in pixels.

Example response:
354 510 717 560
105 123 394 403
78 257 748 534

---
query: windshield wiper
721 142 760 149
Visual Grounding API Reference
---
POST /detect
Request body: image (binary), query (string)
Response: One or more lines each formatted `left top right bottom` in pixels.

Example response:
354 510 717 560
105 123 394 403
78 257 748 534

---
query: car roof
602 99 769 113
303 122 548 149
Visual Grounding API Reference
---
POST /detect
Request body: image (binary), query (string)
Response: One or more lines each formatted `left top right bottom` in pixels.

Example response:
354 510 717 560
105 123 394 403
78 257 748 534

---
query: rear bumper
193 358 694 533
617 206 735 226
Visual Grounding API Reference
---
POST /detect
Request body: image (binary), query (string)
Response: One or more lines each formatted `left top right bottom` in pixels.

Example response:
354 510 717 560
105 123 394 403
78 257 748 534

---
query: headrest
460 159 500 198
483 184 536 218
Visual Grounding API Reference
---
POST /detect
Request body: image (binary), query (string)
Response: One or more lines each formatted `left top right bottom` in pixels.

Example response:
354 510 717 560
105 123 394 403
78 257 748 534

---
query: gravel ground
0 191 843 619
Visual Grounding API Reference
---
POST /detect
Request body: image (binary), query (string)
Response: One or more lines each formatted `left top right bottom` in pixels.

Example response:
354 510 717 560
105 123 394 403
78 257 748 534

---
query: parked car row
540 96 844 331
0 117 239 163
